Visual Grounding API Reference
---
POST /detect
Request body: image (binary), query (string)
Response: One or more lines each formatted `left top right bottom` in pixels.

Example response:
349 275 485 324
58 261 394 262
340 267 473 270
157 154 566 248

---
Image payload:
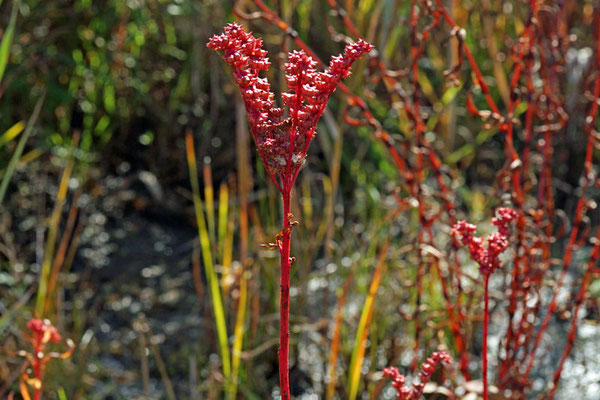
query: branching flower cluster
451 207 518 276
27 318 62 345
19 318 74 400
451 207 516 400
383 351 451 400
207 22 372 189
208 22 372 400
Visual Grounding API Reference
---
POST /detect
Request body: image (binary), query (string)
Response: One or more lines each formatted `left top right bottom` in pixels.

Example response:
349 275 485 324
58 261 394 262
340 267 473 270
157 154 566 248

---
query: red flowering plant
207 22 372 399
382 351 451 400
451 207 517 400
16 318 74 400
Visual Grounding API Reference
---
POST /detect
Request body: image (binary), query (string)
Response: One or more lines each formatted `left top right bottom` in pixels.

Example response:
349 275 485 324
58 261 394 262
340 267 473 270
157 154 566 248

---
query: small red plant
383 351 451 399
452 208 517 400
207 22 372 399
18 318 74 400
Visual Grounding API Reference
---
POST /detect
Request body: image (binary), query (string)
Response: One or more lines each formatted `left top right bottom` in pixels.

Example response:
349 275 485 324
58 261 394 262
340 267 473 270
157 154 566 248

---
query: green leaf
0 91 45 205
0 120 25 148
441 83 464 106
0 0 20 83
57 387 68 400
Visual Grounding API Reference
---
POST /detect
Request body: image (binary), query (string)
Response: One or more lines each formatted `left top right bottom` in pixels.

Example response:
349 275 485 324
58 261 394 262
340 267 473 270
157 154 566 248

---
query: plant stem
279 191 292 400
34 342 42 400
483 274 489 400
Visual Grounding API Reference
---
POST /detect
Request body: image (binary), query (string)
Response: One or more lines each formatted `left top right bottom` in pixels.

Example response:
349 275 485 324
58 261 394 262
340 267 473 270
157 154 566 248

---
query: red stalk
523 23 600 379
33 349 43 400
548 227 600 399
483 275 490 400
278 192 292 400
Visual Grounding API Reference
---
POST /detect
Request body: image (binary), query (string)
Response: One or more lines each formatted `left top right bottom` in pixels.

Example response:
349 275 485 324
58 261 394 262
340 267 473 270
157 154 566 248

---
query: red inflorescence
383 351 451 400
207 22 372 184
451 207 517 276
27 318 61 344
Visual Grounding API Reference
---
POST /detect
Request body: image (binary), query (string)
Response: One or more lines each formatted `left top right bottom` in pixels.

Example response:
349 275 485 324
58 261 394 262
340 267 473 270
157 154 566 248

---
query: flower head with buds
27 318 61 345
451 207 517 276
383 351 452 400
208 22 372 191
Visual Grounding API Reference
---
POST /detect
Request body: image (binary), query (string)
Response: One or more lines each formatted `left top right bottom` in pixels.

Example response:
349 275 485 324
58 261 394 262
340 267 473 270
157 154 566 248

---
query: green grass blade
185 131 231 380
57 388 68 400
0 120 25 148
203 163 216 246
229 264 247 400
217 182 228 264
347 241 389 400
36 131 79 317
0 286 33 336
217 182 231 295
0 0 19 83
0 91 45 205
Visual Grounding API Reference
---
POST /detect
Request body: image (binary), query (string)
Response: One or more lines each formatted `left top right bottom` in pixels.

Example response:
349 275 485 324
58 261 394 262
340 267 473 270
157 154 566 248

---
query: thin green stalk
228 179 246 400
0 91 45 205
185 131 231 381
217 182 229 266
229 264 247 400
0 0 19 83
218 182 234 298
0 120 25 148
347 241 389 400
203 164 216 246
35 131 78 316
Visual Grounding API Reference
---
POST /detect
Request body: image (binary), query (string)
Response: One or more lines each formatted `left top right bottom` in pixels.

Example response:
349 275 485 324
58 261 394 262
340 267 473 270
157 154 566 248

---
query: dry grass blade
149 333 177 400
44 190 81 314
134 320 151 398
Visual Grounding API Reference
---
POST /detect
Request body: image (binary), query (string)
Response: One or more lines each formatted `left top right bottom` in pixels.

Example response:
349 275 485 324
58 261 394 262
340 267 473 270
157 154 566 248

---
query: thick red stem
279 191 292 400
483 275 490 400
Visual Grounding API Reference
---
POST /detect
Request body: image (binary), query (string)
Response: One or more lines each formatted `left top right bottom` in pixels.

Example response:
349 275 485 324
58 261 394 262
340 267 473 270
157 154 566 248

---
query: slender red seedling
207 23 371 399
452 208 517 400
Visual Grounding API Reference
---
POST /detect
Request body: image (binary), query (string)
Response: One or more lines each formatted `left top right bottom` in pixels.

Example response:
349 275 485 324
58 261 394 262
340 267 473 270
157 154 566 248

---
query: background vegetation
1 0 599 399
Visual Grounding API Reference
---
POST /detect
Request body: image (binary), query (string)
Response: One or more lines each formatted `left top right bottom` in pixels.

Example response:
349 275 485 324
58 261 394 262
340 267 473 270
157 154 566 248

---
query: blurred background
1 0 600 399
